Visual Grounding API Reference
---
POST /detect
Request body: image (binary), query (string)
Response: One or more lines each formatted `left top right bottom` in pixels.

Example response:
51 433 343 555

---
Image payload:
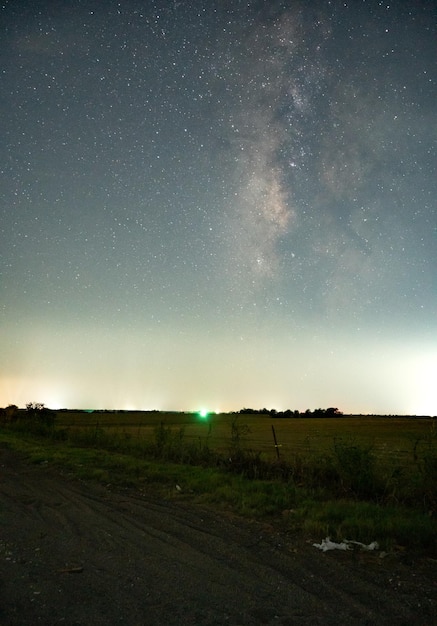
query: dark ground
0 447 436 625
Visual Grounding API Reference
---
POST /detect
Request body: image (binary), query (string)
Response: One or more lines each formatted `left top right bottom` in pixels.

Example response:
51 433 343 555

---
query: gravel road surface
0 447 435 625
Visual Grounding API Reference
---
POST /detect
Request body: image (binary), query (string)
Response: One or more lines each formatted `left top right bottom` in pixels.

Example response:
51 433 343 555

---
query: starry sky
1 0 436 415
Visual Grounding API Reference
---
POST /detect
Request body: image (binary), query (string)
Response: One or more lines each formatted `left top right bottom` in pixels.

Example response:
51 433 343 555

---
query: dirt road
0 447 435 625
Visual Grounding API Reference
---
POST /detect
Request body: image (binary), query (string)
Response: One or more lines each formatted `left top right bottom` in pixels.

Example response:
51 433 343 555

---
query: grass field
56 410 435 467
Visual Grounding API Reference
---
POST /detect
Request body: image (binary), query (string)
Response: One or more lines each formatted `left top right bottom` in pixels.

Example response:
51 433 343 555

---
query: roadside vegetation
0 404 436 555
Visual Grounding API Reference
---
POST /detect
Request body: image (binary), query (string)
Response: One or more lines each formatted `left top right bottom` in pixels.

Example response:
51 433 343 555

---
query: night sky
1 1 436 414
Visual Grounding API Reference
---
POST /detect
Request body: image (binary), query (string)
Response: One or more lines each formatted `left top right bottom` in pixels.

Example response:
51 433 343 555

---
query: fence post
271 424 281 460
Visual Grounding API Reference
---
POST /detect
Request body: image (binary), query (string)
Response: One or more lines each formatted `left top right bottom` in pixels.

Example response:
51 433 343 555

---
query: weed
229 414 251 453
333 439 380 499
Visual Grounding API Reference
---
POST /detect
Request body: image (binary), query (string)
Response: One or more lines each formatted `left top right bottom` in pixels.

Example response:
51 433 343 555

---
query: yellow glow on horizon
0 325 435 416
406 352 437 416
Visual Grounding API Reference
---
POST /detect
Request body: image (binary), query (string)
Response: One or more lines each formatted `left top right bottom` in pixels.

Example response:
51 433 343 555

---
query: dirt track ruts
0 447 435 625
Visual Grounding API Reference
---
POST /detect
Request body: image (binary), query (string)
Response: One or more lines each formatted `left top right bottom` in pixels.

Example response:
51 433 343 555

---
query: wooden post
271 424 280 460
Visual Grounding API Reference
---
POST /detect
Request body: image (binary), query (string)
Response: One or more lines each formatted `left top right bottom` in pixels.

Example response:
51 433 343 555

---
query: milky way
1 1 436 414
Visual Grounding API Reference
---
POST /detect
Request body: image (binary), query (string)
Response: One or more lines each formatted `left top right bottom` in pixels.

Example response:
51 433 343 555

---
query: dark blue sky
1 1 436 413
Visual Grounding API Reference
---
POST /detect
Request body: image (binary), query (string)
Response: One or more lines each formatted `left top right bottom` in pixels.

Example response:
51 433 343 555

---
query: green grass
295 499 436 552
1 411 436 556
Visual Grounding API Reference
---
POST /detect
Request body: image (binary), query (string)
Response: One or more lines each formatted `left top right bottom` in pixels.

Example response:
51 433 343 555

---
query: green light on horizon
198 409 209 419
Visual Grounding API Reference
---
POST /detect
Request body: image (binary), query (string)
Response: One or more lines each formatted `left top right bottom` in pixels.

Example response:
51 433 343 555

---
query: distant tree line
239 407 343 418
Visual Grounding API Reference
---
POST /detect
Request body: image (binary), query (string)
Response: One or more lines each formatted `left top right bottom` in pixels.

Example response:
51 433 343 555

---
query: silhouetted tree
326 407 343 417
25 402 55 426
0 404 19 423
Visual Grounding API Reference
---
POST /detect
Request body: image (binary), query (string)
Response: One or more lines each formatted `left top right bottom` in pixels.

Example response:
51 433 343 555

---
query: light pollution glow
1 322 436 415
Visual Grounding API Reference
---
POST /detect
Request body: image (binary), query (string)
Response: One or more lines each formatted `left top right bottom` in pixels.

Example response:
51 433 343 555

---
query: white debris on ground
313 538 379 552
